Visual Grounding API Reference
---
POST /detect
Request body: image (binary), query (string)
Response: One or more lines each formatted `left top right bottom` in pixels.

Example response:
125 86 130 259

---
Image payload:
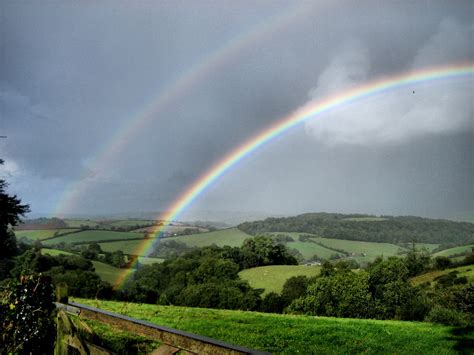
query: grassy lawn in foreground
239 265 320 295
73 299 473 354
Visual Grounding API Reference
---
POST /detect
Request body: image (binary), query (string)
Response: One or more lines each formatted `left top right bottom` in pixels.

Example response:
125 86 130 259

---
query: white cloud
305 20 473 146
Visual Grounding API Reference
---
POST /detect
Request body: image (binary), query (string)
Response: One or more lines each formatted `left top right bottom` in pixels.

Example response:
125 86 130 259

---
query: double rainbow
114 62 473 288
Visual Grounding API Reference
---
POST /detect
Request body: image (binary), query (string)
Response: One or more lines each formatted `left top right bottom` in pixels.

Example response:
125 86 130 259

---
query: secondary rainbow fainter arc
54 3 310 218
114 62 473 288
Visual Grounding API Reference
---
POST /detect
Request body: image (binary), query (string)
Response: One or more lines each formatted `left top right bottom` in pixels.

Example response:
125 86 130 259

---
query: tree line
238 212 474 245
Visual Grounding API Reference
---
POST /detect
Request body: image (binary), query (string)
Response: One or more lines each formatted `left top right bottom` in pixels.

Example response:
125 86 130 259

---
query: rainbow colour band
113 62 473 288
55 3 309 217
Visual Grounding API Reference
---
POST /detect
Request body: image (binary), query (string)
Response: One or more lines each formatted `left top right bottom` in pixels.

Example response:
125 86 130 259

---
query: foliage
10 249 112 298
0 275 56 354
238 212 474 245
0 158 30 280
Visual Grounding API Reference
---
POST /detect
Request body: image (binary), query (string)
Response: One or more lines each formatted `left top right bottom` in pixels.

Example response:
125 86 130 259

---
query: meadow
42 230 144 245
239 265 321 295
73 298 473 354
433 244 474 258
164 228 252 248
15 229 78 241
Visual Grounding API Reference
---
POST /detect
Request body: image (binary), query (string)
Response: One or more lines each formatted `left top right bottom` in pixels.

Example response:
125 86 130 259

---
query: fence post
56 283 68 304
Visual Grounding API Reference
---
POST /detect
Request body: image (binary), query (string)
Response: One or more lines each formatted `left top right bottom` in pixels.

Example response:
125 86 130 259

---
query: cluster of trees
80 242 127 268
10 248 113 298
239 213 474 245
121 236 297 309
271 252 473 326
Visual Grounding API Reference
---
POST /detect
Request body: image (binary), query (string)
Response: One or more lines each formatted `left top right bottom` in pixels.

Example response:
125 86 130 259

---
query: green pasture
43 230 144 246
411 265 474 286
165 228 252 248
98 240 144 255
107 219 154 228
433 245 474 258
42 248 77 257
15 229 78 241
286 241 342 260
239 265 320 295
73 299 473 354
63 219 103 228
311 236 406 260
414 243 441 252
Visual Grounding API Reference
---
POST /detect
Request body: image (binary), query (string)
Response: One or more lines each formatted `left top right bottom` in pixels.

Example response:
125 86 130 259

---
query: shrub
0 275 56 354
425 305 467 326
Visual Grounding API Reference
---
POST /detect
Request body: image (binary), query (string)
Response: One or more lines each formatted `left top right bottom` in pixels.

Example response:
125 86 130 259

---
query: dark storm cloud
0 1 472 218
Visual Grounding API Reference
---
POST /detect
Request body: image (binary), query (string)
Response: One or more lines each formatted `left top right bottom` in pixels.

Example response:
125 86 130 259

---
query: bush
0 275 56 354
425 305 468 326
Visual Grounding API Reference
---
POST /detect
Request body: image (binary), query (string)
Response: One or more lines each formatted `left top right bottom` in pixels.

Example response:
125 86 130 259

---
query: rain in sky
1 1 472 221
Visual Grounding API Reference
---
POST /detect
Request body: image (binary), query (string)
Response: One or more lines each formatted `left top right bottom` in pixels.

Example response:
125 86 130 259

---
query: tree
0 159 30 280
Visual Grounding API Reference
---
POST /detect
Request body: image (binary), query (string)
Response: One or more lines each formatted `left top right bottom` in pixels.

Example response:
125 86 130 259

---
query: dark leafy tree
0 159 30 280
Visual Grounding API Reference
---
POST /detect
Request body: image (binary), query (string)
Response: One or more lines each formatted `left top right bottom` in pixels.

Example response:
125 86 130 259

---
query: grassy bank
73 299 472 354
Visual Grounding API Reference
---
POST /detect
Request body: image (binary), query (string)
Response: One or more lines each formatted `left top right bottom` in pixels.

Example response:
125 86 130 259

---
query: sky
0 1 473 221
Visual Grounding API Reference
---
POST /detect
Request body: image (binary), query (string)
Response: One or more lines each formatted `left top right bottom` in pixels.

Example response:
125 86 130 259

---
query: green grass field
286 241 342 259
165 228 252 248
42 230 144 245
107 219 154 228
72 299 473 354
311 236 406 260
411 265 474 286
63 219 103 228
97 240 144 255
15 229 79 241
239 265 320 295
433 245 474 258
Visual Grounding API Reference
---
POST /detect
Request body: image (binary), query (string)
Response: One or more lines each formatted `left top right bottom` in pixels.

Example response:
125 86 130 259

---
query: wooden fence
56 301 270 355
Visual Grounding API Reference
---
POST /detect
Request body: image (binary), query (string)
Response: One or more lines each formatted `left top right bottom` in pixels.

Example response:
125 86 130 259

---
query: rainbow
114 62 473 288
55 3 310 217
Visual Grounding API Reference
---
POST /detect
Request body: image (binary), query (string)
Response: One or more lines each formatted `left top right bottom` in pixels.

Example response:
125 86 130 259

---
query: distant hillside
238 213 474 245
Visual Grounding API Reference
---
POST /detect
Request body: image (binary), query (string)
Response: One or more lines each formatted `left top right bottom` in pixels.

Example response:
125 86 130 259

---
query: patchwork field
286 241 342 259
97 240 144 255
164 228 252 248
433 245 474 258
73 298 473 354
239 265 321 295
43 230 144 245
15 229 78 241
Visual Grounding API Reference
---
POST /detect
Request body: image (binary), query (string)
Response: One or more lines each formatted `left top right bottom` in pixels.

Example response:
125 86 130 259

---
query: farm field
98 240 144 255
164 228 252 248
411 265 474 286
15 229 78 241
433 245 474 258
63 219 104 228
132 224 208 234
239 265 320 295
414 243 440 252
270 232 407 261
286 241 342 259
73 299 473 354
42 230 144 245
